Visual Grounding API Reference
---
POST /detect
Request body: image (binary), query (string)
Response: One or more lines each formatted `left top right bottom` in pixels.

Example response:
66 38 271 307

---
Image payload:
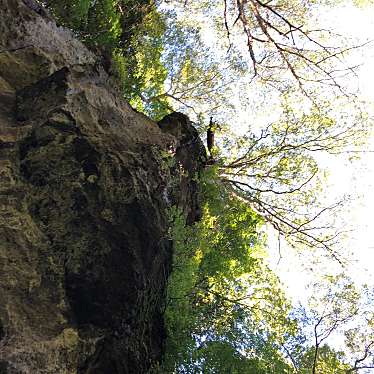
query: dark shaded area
0 361 8 374
0 319 4 341
158 112 207 224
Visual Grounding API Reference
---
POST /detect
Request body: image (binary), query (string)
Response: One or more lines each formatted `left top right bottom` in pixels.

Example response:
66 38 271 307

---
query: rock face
0 1 206 373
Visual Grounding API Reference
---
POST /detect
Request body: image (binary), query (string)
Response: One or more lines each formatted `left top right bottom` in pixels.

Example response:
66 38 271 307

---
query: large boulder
0 1 206 372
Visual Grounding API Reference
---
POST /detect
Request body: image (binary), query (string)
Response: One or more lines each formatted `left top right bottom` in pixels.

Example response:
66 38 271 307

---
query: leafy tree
298 345 351 374
282 275 374 373
42 0 122 46
162 169 370 373
163 168 298 372
218 99 368 264
345 306 374 373
154 1 373 354
153 0 370 262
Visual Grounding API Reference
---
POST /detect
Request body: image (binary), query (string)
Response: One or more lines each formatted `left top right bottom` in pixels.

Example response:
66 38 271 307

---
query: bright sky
339 3 374 288
267 2 374 302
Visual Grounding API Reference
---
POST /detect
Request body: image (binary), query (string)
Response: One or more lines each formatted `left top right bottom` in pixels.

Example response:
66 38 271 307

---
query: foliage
42 0 122 47
298 345 351 374
119 8 171 119
162 169 371 373
151 0 370 264
218 98 368 263
152 0 370 268
163 168 297 372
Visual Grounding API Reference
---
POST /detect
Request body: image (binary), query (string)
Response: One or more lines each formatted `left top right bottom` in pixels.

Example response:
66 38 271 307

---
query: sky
267 2 374 302
343 3 374 288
